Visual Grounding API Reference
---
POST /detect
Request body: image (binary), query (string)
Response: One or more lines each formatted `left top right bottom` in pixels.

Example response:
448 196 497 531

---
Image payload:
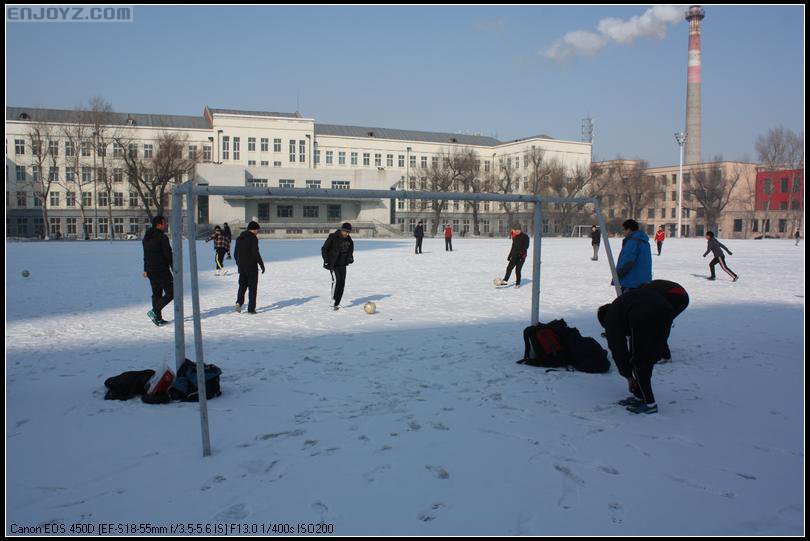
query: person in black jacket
142 215 173 326
496 224 530 288
597 288 675 414
234 221 265 314
590 224 601 261
322 222 354 310
223 222 233 259
414 220 424 254
638 279 689 361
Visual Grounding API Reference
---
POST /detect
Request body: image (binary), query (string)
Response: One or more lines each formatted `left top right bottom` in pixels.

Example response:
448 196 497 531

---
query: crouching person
597 288 675 414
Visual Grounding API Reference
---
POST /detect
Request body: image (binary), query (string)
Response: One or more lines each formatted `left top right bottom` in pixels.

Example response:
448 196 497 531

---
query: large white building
6 106 592 238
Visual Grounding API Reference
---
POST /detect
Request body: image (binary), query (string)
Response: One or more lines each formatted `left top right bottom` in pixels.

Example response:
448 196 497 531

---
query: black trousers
237 267 258 312
415 237 423 254
332 266 347 306
627 318 672 405
656 241 663 255
445 238 453 251
147 270 173 319
503 257 525 284
215 248 227 270
709 255 737 279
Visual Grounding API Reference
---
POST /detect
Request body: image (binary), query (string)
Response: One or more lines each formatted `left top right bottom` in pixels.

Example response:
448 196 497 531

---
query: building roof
6 106 208 129
315 123 503 147
207 108 302 119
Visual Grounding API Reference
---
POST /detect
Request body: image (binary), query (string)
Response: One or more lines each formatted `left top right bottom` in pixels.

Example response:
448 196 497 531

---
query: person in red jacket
444 224 453 252
654 226 666 256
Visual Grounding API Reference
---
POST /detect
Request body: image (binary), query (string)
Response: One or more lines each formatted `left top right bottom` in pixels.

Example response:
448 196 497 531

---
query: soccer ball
363 301 377 314
21 270 30 278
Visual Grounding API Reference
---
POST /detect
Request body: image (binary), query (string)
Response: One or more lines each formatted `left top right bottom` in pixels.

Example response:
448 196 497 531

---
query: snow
6 236 805 535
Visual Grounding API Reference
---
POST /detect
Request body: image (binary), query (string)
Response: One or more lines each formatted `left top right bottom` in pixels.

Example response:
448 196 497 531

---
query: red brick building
756 168 803 212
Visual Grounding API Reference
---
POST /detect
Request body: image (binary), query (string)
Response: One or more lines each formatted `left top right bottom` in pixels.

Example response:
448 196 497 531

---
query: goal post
171 182 621 457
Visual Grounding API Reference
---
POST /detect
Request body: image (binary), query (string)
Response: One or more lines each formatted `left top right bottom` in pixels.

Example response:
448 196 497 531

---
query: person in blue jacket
615 219 652 293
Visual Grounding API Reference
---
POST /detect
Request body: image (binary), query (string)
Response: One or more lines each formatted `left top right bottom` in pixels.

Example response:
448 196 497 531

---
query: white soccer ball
363 301 377 314
21 270 30 278
493 278 502 286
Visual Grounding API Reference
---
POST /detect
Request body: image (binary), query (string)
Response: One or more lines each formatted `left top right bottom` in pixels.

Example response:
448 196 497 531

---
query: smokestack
684 5 705 165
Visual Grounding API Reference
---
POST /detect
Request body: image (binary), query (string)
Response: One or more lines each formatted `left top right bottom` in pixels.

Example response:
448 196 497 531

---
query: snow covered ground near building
6 236 805 535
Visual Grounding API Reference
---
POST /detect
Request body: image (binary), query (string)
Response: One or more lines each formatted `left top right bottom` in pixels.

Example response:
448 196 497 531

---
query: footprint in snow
425 465 450 479
417 502 446 522
608 502 624 524
211 502 249 523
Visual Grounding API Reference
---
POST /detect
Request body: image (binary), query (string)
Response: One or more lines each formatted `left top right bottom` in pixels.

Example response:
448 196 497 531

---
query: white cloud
541 5 685 62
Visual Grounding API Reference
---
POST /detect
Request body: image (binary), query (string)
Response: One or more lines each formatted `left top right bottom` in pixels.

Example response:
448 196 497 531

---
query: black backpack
518 319 610 373
169 359 222 402
518 322 569 368
104 370 155 400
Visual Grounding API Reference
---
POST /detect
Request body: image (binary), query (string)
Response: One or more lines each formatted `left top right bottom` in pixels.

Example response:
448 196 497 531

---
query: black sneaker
247 310 257 314
732 276 739 282
707 276 716 281
157 318 170 326
626 403 658 414
333 305 340 311
618 396 644 407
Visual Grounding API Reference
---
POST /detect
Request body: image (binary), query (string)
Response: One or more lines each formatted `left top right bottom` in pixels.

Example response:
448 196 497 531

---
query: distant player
703 231 738 281
444 224 453 251
234 221 265 314
223 222 233 259
795 229 801 246
142 215 173 326
322 222 354 310
654 226 665 256
495 224 529 288
414 220 424 254
590 224 601 261
205 225 229 276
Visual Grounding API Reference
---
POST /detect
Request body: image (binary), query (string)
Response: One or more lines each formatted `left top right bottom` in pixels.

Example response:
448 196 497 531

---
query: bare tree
59 112 93 239
115 130 200 222
491 162 518 232
537 159 595 236
448 147 486 235
686 158 743 233
592 158 655 225
80 97 119 238
24 121 58 239
419 151 457 235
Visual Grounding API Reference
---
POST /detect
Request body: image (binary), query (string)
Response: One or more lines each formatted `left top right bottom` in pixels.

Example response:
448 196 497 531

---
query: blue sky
5 5 804 166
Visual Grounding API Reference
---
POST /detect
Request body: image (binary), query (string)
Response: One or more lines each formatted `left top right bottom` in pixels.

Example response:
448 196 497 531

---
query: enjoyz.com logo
6 5 133 23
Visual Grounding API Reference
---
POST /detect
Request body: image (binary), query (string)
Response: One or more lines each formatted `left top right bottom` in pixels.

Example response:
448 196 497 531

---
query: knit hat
247 221 260 231
597 304 610 328
513 223 523 231
341 222 352 232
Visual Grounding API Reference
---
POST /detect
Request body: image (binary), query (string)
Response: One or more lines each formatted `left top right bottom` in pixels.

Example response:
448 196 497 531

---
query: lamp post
93 130 99 239
674 132 687 239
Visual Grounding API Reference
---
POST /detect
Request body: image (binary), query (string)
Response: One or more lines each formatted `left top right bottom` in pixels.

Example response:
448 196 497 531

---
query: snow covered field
6 236 805 535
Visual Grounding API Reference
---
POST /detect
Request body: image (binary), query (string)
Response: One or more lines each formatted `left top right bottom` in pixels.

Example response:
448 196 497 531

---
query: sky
5 5 805 166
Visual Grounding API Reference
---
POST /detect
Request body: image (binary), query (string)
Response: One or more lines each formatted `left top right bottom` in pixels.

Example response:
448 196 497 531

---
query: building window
247 178 268 187
248 137 256 152
144 144 153 158
15 217 27 235
233 137 240 160
188 145 197 160
778 219 787 233
409 155 416 168
49 218 61 235
82 192 92 207
113 142 123 157
64 141 75 157
375 153 382 167
398 155 405 167
421 156 427 168
299 140 306 163
16 191 27 207
781 178 789 193
66 191 76 207
332 180 350 190
129 192 139 207
203 145 212 161
113 168 124 183
752 219 758 232
82 167 92 183
261 161 269 167
98 218 109 235
113 192 124 207
793 177 801 193
258 203 270 221
16 165 25 181
66 217 77 236
48 140 58 156
289 140 296 162
114 217 124 235
274 161 282 167
327 204 341 220
363 153 370 166
326 150 333 165
306 180 321 189
277 205 294 218
222 136 230 160
338 151 346 165
261 138 269 152
733 219 743 232
387 154 394 167
248 160 256 166
273 138 281 152
780 201 788 210
15 139 25 155
279 179 295 189
50 191 60 207
351 152 358 166
303 205 319 218
314 149 320 164
49 167 59 182
98 192 108 207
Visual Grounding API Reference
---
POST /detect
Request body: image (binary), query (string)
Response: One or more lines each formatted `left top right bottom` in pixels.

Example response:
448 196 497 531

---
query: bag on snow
104 370 155 400
518 322 568 368
141 363 175 404
169 359 222 402
517 319 610 373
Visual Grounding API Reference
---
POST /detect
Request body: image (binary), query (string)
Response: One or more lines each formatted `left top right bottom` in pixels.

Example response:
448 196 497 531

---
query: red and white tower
684 5 705 165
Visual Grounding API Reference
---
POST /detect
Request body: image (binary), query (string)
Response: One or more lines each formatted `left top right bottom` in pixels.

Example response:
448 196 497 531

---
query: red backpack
518 323 568 368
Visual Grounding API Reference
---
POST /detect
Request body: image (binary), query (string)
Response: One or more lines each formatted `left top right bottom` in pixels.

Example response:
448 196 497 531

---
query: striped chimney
684 5 705 165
